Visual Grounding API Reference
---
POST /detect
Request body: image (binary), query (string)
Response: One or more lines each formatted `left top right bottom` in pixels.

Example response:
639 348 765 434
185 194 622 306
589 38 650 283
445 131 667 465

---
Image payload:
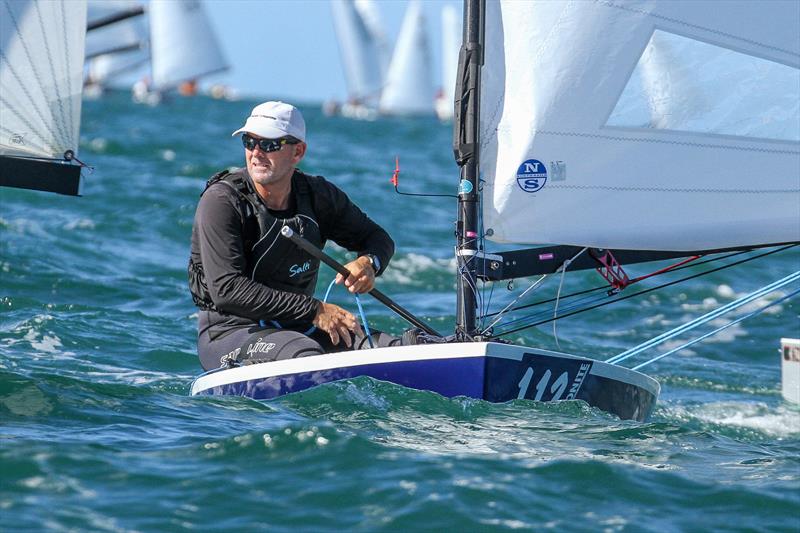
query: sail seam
598 0 800 59
531 129 800 155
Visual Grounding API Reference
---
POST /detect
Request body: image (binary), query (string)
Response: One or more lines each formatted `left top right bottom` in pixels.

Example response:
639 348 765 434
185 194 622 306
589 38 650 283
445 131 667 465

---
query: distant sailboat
378 0 436 116
141 0 228 101
0 0 88 196
435 3 461 121
328 0 385 119
84 0 148 98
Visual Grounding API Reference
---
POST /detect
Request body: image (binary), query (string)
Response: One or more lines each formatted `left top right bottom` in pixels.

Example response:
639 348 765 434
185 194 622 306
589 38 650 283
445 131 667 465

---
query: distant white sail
0 0 87 160
331 0 384 105
379 0 435 116
436 3 461 121
480 0 800 251
85 0 148 86
149 0 228 91
353 0 390 82
85 1 145 58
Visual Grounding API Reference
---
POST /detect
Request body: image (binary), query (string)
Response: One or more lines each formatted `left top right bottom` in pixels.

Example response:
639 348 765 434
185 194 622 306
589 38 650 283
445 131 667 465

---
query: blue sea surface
1 92 798 531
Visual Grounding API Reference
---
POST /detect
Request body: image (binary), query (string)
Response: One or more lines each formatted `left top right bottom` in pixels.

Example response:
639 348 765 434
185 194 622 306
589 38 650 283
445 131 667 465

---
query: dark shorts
197 321 400 371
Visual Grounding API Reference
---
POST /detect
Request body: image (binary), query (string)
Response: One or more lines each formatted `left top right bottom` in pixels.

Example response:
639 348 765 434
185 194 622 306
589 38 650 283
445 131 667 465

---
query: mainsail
379 0 436 116
479 0 800 251
148 0 228 91
0 0 87 195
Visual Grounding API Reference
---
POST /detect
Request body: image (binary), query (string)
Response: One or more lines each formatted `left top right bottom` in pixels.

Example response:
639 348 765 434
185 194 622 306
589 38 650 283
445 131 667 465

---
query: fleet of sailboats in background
327 0 460 120
83 0 148 99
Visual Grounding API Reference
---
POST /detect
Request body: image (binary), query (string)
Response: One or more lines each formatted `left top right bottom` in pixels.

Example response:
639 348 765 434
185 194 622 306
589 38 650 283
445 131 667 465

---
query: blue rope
324 277 374 348
608 270 800 366
632 286 800 370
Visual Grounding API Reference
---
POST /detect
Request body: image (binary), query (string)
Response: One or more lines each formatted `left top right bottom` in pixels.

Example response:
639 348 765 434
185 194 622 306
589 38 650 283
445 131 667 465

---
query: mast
452 0 484 339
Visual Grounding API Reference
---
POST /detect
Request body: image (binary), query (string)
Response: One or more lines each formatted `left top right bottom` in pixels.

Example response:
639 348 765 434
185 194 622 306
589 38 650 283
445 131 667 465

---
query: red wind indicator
391 156 400 187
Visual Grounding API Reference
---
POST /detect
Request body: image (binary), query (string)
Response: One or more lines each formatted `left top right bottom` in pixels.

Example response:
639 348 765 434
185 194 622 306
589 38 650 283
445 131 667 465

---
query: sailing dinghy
0 0 88 196
191 0 799 422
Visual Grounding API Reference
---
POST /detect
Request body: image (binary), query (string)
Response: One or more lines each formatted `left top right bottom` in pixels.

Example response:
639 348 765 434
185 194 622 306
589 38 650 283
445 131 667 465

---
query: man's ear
292 142 307 164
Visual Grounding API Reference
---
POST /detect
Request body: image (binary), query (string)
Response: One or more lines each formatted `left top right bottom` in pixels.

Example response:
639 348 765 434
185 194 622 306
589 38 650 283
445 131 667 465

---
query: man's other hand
313 302 363 347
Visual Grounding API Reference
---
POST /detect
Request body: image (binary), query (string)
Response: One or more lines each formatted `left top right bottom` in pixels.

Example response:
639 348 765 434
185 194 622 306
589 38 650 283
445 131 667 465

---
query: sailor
189 101 395 370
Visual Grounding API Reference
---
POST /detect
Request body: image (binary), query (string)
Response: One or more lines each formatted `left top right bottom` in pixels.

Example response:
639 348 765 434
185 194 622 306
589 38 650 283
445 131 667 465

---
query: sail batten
480 0 800 251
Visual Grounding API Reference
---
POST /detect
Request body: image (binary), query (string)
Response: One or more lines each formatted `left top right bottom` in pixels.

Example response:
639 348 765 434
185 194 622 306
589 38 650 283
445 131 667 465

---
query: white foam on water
64 218 96 231
687 401 800 438
380 253 452 285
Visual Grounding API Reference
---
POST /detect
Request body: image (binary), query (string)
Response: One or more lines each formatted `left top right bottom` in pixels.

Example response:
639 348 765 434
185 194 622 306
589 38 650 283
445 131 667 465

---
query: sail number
517 363 592 402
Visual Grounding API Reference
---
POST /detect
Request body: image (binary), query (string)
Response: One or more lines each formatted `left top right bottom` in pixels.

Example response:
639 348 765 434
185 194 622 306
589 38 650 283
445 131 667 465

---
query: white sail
0 0 87 160
480 0 800 251
85 1 145 58
149 0 228 91
85 0 148 86
353 0 390 82
436 3 461 121
331 0 384 105
379 0 435 116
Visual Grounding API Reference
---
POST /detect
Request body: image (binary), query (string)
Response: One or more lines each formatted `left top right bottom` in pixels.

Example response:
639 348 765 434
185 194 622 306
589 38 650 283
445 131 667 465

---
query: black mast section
452 0 485 339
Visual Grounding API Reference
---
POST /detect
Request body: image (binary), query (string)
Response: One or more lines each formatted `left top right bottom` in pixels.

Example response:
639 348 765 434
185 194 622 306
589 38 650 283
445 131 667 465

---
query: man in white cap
189 101 395 370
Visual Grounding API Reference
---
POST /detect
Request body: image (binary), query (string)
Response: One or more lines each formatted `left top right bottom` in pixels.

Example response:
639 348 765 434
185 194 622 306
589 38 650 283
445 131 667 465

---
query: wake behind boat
191 0 799 421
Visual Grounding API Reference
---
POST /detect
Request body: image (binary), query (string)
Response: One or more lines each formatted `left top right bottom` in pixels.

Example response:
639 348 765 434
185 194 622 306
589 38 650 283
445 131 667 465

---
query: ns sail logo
516 159 547 193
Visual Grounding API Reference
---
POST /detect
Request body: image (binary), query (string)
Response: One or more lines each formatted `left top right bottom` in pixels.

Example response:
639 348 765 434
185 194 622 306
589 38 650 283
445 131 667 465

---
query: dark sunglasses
241 134 299 153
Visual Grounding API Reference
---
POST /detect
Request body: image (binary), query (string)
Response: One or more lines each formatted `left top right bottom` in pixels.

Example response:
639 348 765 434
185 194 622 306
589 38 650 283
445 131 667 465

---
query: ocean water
1 91 799 532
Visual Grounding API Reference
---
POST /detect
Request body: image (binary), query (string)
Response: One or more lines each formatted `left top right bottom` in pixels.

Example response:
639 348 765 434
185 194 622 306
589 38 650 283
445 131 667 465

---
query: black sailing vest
188 169 323 312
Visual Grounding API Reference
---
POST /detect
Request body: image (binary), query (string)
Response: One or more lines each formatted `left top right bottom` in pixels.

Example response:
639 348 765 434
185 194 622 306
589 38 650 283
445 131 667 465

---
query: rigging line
481 274 549 334
493 294 611 337
554 247 588 349
491 244 798 338
494 290 609 333
631 285 800 371
608 270 800 365
481 248 756 318
628 255 702 284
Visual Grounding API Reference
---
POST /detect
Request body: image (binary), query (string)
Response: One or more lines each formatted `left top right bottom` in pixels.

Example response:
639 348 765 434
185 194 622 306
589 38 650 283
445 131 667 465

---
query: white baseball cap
231 101 306 142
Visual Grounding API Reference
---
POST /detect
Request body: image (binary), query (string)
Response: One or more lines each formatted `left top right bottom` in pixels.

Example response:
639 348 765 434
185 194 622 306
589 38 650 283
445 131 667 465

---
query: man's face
244 134 305 187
